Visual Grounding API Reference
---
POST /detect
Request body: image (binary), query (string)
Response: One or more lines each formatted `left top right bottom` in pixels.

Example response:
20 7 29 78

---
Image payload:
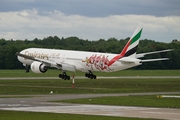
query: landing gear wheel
59 74 62 78
59 72 70 80
93 75 97 79
85 71 97 79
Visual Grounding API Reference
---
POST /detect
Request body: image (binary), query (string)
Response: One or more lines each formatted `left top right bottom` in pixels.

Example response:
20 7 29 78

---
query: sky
0 0 180 43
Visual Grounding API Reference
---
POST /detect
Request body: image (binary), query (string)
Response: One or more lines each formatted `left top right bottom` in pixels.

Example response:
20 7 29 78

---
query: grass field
0 70 180 95
1 70 179 107
0 78 180 95
0 70 179 119
0 69 180 77
0 70 180 106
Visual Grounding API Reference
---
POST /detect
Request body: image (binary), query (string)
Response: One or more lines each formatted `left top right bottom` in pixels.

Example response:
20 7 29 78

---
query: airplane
16 27 172 80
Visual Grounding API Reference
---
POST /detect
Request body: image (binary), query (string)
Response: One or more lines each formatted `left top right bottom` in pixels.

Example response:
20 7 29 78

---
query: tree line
0 36 179 70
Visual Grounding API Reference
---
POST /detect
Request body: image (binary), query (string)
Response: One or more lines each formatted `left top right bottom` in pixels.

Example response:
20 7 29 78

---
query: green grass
0 78 180 95
0 110 153 120
0 70 179 119
54 95 180 108
0 69 180 77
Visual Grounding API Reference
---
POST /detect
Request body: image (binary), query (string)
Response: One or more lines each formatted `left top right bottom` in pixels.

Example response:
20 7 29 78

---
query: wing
16 52 76 72
136 49 173 58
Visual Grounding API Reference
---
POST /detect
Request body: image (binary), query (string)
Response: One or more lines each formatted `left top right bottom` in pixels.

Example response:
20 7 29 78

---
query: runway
0 92 180 120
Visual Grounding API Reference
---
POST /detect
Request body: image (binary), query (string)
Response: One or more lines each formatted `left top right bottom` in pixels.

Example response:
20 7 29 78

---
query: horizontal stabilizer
141 58 169 63
136 49 173 58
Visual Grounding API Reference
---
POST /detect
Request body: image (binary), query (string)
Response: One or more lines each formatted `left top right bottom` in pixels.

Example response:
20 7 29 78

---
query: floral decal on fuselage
82 54 111 71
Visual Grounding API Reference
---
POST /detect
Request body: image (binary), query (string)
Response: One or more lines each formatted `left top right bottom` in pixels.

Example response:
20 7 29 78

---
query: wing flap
57 63 76 72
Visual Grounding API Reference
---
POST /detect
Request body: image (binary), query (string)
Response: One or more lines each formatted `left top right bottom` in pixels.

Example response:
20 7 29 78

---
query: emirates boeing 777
16 27 172 80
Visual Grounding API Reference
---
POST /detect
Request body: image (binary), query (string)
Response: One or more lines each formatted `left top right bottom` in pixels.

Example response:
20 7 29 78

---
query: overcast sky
0 0 180 42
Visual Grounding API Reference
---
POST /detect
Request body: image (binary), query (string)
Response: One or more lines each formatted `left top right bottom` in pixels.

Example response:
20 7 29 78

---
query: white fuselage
18 48 141 72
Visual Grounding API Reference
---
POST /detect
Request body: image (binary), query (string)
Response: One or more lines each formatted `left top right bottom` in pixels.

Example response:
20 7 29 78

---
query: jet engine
31 61 48 73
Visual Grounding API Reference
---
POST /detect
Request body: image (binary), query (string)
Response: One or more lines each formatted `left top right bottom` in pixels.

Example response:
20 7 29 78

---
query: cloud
4 0 35 2
1 0 180 17
0 9 179 42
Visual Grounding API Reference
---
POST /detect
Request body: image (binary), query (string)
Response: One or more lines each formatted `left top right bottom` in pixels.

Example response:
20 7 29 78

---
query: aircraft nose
16 51 24 63
17 54 23 63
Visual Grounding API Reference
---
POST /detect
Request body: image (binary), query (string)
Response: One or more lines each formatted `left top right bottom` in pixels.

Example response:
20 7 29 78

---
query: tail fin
108 27 143 66
120 27 143 58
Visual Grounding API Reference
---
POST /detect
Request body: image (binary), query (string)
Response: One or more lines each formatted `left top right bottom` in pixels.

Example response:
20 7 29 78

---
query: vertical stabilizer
108 27 143 66
121 27 143 58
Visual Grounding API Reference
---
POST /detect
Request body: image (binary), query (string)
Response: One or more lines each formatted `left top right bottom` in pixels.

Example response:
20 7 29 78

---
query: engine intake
31 61 48 73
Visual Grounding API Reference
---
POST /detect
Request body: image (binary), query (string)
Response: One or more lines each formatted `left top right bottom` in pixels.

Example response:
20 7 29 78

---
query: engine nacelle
31 61 48 73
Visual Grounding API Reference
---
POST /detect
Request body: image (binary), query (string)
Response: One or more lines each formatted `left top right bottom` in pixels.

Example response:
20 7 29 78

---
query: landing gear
85 71 97 79
25 65 30 73
59 72 70 80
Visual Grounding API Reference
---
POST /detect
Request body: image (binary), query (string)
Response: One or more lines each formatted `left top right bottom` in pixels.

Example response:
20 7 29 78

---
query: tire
85 73 88 77
90 75 93 79
59 74 62 78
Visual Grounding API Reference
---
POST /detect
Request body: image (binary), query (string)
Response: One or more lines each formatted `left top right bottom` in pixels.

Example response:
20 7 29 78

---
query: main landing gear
85 71 97 79
59 72 70 80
